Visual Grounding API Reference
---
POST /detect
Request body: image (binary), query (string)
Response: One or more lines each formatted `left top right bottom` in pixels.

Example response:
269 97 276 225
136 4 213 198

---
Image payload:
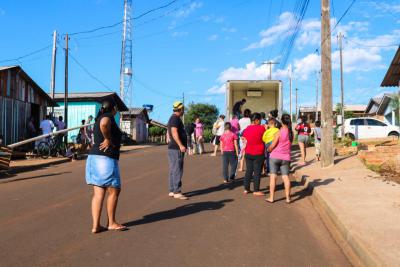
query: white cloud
174 2 203 18
207 84 226 94
368 1 400 13
172 31 188 38
222 27 237 33
208 34 219 41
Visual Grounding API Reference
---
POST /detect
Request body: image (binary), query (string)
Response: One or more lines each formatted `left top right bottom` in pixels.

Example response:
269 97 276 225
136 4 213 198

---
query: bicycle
37 135 67 159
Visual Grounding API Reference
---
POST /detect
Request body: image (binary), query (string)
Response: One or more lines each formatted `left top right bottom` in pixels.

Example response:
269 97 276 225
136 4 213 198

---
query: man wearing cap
167 101 188 200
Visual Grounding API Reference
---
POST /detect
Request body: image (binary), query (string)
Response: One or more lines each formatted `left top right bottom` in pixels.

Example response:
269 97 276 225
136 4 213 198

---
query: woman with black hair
85 97 126 233
266 114 293 204
242 112 266 195
295 115 311 166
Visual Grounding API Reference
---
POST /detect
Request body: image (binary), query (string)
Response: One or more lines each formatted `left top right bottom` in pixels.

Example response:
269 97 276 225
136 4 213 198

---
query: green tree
390 92 400 126
149 126 166 137
335 103 354 119
184 102 219 130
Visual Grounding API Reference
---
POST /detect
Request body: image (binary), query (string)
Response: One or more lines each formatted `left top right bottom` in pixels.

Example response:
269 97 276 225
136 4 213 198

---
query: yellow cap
173 101 184 109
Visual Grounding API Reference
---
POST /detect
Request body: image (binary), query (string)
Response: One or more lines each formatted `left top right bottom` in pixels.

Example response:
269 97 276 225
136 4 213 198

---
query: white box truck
225 80 283 119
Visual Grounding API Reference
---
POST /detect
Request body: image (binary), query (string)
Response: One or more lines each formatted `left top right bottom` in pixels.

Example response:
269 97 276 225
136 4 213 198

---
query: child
311 120 322 161
220 122 239 183
262 118 279 174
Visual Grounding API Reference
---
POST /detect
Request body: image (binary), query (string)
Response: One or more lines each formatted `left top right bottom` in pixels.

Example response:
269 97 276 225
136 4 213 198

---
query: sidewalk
294 147 400 267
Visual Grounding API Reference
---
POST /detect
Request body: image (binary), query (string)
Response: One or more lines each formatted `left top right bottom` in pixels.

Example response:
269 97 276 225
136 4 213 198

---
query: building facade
121 108 150 143
0 66 56 146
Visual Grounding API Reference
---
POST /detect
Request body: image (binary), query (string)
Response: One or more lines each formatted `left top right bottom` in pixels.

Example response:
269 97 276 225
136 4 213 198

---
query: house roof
52 92 128 111
121 107 150 122
149 119 167 129
366 93 397 115
381 46 400 87
0 65 58 106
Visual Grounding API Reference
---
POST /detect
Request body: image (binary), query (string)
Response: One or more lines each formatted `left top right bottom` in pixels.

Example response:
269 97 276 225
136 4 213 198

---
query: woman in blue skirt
85 97 127 233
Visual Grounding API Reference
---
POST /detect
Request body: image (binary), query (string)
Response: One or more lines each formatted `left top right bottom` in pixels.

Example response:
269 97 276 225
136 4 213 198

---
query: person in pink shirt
230 115 240 136
194 118 204 154
220 122 239 183
266 114 293 204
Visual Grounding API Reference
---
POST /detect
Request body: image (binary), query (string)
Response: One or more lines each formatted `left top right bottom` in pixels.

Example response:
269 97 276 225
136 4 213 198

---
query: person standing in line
311 120 322 162
220 122 239 183
55 116 66 145
167 101 189 200
40 115 54 135
185 122 195 155
295 115 311 166
260 112 267 125
194 117 205 154
262 118 279 175
242 113 266 196
27 117 37 150
230 114 240 137
268 109 282 128
87 115 95 146
211 115 225 156
85 98 127 233
232 98 246 118
238 109 252 171
266 114 293 204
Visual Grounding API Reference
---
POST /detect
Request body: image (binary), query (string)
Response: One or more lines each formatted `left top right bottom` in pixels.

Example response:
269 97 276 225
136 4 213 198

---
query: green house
51 92 128 142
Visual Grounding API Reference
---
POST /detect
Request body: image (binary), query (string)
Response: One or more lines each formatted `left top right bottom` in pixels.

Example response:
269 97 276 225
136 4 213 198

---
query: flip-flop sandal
243 190 252 194
286 199 292 204
253 192 265 196
91 226 107 234
108 225 128 232
265 199 274 203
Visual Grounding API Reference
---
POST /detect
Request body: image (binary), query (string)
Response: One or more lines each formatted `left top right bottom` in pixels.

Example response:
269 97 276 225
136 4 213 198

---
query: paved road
0 146 349 267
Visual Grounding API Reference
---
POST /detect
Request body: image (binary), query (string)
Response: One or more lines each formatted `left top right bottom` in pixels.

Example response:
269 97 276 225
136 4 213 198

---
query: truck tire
345 133 355 141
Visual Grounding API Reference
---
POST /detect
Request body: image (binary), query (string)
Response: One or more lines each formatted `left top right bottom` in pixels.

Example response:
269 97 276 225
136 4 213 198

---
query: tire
388 131 399 139
345 133 355 141
37 142 50 159
58 142 67 157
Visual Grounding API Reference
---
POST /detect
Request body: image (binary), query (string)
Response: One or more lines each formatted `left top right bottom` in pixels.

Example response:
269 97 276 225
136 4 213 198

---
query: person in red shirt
242 113 266 195
220 122 239 183
295 115 311 166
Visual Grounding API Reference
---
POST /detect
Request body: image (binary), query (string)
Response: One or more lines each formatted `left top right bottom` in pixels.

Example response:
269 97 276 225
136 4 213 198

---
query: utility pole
288 65 293 121
338 32 345 138
64 34 69 145
50 30 57 116
262 61 279 80
295 88 298 120
315 71 320 121
182 92 185 123
320 0 334 167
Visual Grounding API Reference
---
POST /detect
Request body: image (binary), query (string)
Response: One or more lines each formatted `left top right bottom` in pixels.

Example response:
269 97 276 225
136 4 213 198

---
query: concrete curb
294 171 385 267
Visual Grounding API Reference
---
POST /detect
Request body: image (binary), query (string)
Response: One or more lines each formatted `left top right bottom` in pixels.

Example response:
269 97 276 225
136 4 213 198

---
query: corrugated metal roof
381 46 400 87
52 92 128 111
299 105 366 113
0 65 18 71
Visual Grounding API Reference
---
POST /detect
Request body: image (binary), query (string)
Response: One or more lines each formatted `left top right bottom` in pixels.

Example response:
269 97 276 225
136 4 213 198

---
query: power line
67 0 180 36
68 52 115 92
0 44 52 63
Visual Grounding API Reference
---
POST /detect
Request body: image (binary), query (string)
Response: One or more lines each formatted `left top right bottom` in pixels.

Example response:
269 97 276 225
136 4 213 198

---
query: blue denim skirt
85 155 121 188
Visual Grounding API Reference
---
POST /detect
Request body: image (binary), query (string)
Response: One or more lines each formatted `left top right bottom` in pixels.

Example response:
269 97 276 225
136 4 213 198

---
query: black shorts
213 135 221 145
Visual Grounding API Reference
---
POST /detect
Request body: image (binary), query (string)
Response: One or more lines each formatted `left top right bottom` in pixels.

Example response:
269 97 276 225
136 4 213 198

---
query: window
350 119 366 126
366 119 386 126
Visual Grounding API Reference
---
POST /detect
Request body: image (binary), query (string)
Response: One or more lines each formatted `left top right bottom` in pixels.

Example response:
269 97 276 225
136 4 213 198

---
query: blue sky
0 0 399 122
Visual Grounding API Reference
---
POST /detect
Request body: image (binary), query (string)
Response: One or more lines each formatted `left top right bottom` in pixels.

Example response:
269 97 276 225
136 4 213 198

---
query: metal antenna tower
120 0 133 112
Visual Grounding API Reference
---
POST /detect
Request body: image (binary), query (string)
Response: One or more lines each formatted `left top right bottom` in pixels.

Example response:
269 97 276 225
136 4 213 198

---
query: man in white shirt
39 115 54 135
211 115 225 156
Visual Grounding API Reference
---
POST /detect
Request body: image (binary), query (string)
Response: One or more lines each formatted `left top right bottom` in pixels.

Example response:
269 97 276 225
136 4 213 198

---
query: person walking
232 98 246 118
211 115 225 156
185 122 195 155
295 115 311 166
242 113 266 196
85 97 126 233
167 101 188 200
266 114 293 204
220 122 239 183
238 109 252 171
311 120 322 162
194 117 204 154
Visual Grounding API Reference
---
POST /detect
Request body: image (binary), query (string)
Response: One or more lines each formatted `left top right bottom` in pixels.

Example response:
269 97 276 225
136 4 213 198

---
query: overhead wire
0 44 52 63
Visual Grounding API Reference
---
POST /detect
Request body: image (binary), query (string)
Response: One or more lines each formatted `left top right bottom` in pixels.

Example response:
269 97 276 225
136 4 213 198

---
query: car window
350 119 366 126
366 119 386 126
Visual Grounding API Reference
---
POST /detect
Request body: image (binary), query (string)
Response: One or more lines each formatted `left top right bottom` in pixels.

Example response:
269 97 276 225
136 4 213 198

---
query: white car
337 117 400 140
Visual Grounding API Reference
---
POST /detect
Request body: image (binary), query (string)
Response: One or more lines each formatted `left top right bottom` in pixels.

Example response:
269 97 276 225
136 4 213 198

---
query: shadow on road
290 177 335 203
185 178 244 197
0 172 72 183
124 199 234 227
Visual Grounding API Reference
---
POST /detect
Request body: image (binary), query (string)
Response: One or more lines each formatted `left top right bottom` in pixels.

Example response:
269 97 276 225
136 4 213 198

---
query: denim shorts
298 135 309 144
269 158 290 175
85 155 121 188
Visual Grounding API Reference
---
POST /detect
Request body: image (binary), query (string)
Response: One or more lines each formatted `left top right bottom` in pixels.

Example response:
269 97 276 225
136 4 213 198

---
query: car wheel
345 133 355 141
388 131 399 139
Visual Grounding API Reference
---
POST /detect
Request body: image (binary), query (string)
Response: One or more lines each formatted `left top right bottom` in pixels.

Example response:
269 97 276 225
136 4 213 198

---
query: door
349 119 368 139
366 119 387 138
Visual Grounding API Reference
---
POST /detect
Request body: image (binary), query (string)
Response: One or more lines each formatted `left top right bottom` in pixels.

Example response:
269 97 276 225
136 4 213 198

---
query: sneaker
173 193 188 200
168 192 174 197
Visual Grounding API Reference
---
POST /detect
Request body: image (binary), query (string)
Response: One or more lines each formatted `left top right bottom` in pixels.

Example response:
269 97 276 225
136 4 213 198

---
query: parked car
337 117 400 140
